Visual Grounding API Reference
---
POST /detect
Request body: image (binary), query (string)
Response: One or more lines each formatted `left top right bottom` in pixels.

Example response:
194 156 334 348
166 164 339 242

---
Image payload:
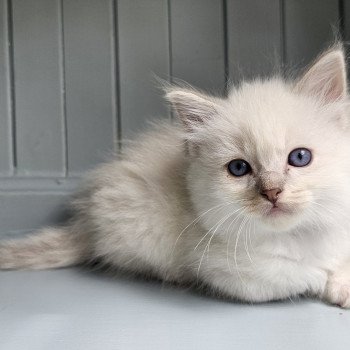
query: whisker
194 209 238 251
244 216 254 264
233 215 249 277
226 207 247 274
196 210 239 278
248 217 257 257
307 203 343 231
309 200 349 223
171 202 232 255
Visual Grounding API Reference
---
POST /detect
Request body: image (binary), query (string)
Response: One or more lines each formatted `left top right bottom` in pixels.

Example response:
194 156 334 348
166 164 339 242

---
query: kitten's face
168 47 350 234
187 80 350 232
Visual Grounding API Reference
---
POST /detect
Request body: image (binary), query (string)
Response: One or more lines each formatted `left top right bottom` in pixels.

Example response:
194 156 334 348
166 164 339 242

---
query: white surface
0 268 349 350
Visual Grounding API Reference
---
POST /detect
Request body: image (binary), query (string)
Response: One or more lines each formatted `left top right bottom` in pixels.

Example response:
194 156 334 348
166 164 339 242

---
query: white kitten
1 46 350 308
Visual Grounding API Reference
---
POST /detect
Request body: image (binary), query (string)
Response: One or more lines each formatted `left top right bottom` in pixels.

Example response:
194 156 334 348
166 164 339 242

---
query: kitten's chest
251 228 350 270
193 227 350 274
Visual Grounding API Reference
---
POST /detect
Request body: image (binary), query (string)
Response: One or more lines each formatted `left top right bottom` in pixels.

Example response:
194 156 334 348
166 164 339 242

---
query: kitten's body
2 47 350 307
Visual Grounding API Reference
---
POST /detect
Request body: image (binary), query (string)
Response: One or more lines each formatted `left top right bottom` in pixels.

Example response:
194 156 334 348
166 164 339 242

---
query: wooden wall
0 0 346 235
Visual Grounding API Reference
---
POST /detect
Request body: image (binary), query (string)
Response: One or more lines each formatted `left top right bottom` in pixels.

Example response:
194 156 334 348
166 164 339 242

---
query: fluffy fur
1 46 350 307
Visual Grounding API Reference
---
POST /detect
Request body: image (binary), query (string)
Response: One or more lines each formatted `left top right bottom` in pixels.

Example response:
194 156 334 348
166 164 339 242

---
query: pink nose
260 188 282 204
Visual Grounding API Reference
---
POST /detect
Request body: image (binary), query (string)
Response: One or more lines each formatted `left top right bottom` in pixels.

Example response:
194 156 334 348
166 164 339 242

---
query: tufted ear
165 88 219 131
295 46 347 104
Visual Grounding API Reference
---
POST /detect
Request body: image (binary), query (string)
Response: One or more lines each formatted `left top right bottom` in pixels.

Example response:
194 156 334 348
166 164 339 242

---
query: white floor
0 268 349 350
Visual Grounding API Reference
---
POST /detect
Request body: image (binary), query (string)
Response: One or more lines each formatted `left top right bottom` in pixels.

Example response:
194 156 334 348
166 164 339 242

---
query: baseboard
0 177 81 237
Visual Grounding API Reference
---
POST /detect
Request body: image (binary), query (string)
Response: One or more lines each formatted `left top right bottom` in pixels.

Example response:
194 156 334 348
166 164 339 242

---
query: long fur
0 226 89 269
1 45 350 307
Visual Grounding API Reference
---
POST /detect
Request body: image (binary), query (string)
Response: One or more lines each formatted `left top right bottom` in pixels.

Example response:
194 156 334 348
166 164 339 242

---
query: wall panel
63 0 117 175
117 0 170 138
226 0 282 83
342 0 350 49
12 0 65 176
283 0 339 69
0 0 13 175
170 0 225 93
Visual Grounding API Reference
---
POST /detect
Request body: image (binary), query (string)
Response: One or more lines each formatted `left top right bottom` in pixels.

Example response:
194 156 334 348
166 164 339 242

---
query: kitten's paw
324 274 350 308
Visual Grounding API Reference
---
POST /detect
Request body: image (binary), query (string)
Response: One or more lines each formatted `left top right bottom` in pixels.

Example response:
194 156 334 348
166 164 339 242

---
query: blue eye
288 148 312 167
228 159 251 176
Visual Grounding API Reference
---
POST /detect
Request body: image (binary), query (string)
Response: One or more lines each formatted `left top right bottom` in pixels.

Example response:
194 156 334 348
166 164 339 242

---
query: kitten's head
167 46 350 233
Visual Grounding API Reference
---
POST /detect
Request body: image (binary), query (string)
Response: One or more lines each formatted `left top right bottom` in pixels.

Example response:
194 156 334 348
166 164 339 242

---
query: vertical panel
227 0 282 83
343 0 350 77
63 0 117 176
12 0 65 176
118 0 170 138
284 0 339 68
170 0 225 92
342 0 350 49
0 0 13 175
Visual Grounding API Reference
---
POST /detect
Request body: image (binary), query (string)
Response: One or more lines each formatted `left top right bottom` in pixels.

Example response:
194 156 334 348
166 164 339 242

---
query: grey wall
0 0 347 235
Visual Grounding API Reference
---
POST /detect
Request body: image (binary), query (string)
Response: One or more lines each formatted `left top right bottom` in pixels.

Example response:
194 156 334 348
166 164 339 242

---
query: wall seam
58 0 68 177
222 0 229 95
7 0 16 174
339 0 345 40
113 0 122 151
166 0 173 82
167 0 173 119
279 0 286 75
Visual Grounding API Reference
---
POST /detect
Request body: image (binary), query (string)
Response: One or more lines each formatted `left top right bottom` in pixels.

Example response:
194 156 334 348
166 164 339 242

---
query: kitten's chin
258 205 301 232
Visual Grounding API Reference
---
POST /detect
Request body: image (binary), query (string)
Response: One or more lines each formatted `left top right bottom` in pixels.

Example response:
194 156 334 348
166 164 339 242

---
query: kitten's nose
260 188 282 204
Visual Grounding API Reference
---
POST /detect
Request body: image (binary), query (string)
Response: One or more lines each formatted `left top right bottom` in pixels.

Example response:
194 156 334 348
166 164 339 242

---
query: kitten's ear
165 88 219 131
295 46 347 104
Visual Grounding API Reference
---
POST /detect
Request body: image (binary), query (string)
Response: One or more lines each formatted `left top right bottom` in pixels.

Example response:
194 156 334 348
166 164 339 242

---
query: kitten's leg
205 269 327 304
323 260 350 308
195 249 328 303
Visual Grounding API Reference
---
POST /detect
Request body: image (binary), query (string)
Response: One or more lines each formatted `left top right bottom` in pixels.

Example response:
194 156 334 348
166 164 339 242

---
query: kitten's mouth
256 201 304 230
260 203 301 231
265 204 290 217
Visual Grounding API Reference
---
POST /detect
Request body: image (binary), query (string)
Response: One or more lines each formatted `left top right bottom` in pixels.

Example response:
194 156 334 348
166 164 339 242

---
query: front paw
324 274 350 308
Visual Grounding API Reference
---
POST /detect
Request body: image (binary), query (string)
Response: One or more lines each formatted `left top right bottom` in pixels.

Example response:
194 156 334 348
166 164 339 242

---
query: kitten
1 46 350 308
